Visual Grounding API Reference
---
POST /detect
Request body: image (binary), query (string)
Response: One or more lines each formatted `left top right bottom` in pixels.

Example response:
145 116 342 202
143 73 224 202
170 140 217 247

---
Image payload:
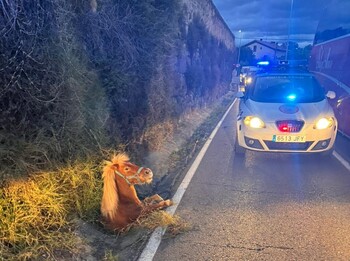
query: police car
235 65 337 155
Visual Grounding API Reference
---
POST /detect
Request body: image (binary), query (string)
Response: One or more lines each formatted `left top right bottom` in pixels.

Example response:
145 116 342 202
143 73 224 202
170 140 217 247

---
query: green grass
0 160 102 260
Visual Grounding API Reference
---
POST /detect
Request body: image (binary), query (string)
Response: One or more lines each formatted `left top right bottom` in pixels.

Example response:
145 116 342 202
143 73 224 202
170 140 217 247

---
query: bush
0 0 108 178
0 1 234 178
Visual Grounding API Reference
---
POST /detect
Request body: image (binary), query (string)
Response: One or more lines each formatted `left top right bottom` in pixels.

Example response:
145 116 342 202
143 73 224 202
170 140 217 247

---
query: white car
240 66 261 85
235 71 337 155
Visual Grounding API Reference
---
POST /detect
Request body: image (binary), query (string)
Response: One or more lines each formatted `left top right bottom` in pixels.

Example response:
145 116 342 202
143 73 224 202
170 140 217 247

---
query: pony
100 153 172 231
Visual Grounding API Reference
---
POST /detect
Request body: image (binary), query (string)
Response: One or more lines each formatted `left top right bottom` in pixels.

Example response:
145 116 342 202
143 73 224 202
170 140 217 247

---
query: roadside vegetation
0 92 234 260
0 160 101 260
0 1 234 179
0 0 235 259
0 157 189 260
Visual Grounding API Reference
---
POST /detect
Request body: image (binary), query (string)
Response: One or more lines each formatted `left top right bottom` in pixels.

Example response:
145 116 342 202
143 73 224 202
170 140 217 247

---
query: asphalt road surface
153 100 350 261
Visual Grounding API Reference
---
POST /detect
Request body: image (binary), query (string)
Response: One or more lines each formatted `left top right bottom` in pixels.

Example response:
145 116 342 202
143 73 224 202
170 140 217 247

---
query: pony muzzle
143 168 153 184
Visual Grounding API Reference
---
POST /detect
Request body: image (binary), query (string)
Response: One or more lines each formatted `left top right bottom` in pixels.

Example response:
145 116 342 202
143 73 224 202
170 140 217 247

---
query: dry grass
136 210 191 237
0 160 102 260
143 120 175 151
0 156 189 260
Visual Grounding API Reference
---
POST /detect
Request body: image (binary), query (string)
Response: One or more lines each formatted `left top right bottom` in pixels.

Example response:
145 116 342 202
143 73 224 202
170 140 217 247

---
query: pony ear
113 163 119 170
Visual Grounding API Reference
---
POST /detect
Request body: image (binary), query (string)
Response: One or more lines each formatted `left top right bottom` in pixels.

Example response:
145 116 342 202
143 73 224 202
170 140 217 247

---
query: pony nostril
145 169 153 176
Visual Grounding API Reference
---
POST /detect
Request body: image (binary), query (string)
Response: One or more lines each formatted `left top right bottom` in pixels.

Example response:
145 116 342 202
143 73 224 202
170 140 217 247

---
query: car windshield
249 75 325 103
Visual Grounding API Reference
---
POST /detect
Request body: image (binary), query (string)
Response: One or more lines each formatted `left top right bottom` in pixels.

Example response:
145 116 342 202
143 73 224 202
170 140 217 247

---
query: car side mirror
326 91 336 99
236 91 244 98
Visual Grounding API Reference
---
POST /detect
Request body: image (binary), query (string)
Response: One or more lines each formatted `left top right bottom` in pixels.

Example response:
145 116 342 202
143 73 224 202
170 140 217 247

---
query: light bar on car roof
257 61 270 66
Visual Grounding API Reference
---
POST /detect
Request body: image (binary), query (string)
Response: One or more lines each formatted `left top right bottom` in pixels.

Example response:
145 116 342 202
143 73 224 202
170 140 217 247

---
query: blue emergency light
287 94 297 101
257 61 270 66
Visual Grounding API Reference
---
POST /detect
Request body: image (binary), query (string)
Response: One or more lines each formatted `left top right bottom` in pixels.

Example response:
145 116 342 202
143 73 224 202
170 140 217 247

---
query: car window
249 75 326 103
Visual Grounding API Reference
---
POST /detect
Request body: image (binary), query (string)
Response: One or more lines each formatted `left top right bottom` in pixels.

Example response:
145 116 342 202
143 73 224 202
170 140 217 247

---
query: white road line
333 151 350 172
313 71 350 94
138 98 237 261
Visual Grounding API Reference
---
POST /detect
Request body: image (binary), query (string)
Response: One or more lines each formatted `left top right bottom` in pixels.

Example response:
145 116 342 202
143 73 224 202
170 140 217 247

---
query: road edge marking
333 151 350 172
138 98 237 261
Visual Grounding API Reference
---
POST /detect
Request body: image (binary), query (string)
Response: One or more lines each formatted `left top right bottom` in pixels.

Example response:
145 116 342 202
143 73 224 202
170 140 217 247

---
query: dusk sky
212 0 330 47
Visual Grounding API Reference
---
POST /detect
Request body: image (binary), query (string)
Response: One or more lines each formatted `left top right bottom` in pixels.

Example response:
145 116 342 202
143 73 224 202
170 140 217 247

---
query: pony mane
100 153 129 220
111 153 130 165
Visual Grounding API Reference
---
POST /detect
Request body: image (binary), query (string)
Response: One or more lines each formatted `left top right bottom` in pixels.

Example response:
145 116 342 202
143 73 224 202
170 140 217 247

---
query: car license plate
272 135 306 143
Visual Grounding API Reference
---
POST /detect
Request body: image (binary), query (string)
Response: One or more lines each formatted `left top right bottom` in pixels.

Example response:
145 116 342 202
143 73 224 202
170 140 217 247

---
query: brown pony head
100 153 153 221
111 154 154 185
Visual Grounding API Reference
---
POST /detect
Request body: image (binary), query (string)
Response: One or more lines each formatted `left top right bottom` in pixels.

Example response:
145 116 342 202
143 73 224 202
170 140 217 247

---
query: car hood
244 99 334 123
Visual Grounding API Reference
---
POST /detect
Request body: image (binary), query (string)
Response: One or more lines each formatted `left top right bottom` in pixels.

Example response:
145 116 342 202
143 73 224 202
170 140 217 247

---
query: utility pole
237 30 242 64
285 0 294 60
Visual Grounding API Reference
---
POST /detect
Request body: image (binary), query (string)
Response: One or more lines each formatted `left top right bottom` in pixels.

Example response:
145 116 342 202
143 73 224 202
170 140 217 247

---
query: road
152 100 350 260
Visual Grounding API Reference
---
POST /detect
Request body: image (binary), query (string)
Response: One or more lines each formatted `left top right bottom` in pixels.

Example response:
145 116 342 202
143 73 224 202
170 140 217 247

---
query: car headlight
244 116 265 128
314 117 334 129
245 77 252 84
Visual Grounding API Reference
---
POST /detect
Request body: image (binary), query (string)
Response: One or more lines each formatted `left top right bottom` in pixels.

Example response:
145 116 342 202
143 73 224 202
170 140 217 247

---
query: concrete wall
181 0 236 50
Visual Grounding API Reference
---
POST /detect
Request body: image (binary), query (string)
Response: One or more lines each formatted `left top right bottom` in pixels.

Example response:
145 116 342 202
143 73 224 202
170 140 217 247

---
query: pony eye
124 167 130 171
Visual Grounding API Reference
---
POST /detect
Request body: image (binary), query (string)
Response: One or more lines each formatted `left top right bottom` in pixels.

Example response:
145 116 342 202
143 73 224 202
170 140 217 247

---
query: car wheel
234 133 246 155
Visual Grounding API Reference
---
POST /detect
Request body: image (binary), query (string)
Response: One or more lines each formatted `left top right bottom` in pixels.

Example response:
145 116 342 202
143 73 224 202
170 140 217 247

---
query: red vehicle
309 0 350 138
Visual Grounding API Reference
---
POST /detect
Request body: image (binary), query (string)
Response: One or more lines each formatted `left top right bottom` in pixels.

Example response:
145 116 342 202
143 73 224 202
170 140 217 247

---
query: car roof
256 72 314 77
255 65 312 77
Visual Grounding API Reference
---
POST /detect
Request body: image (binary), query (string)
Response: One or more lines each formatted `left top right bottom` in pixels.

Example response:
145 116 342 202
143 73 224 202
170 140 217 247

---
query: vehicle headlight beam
244 116 266 128
314 117 334 129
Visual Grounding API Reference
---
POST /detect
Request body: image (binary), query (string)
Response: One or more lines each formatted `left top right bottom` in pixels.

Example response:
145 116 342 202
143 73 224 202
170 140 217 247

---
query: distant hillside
0 0 235 178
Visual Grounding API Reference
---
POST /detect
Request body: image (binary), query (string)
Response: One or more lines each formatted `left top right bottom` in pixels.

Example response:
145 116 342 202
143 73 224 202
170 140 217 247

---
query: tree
239 47 256 66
